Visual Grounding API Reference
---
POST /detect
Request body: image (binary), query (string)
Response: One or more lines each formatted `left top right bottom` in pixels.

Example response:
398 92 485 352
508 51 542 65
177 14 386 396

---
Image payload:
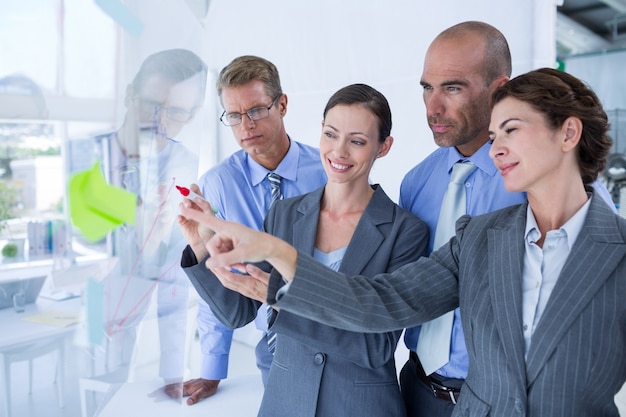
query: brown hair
323 83 392 143
492 68 612 185
216 55 282 100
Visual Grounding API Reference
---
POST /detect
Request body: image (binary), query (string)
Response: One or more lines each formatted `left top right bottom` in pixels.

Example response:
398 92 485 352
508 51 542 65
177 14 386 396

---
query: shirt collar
249 138 300 186
444 141 499 177
524 194 592 247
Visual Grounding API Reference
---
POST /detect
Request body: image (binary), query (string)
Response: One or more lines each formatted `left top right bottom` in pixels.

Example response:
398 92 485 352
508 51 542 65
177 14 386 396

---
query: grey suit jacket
271 193 626 417
186 185 428 417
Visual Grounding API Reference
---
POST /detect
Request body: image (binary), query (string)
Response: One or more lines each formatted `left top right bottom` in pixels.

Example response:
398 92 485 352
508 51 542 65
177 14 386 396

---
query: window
0 0 116 264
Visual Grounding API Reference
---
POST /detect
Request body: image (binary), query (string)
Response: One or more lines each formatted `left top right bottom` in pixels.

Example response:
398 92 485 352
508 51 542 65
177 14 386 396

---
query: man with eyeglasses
94 49 208 393
178 55 327 405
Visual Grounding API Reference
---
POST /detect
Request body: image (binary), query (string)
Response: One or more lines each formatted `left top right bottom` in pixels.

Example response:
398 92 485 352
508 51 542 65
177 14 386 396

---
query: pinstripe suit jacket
186 185 429 417
270 193 626 417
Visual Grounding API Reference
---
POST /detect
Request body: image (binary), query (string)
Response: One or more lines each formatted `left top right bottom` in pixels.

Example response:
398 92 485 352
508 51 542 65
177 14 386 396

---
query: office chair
0 335 65 417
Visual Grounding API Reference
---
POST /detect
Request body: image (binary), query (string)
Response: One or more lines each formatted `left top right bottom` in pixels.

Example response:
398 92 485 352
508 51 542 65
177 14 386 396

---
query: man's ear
487 76 509 108
278 93 288 117
493 75 509 89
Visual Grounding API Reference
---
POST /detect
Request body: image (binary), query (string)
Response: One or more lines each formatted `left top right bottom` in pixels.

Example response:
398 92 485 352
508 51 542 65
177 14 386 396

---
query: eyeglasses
219 95 280 126
160 106 197 123
135 98 198 123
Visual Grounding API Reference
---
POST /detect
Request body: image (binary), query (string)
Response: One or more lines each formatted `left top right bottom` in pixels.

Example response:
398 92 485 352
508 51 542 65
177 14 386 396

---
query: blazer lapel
293 185 390 274
525 196 626 384
292 188 323 256
340 186 388 275
488 204 528 389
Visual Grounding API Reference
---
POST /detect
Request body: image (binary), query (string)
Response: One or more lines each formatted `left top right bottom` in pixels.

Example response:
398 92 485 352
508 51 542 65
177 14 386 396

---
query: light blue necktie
266 173 282 354
416 161 477 375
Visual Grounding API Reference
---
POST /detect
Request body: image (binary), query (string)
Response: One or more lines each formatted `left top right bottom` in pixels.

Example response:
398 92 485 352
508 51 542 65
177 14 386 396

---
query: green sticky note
69 161 137 242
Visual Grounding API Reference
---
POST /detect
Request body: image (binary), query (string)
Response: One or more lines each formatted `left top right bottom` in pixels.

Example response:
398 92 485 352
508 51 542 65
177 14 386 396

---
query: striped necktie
267 172 283 205
266 173 282 354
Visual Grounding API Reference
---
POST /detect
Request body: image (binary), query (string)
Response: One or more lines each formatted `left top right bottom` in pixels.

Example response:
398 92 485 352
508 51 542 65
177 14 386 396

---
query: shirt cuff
267 268 288 305
200 353 229 380
276 280 292 301
181 244 199 268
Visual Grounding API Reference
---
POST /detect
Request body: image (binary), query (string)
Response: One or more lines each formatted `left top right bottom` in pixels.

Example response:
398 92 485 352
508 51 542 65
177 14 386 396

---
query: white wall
565 50 626 110
127 0 558 201
564 50 626 154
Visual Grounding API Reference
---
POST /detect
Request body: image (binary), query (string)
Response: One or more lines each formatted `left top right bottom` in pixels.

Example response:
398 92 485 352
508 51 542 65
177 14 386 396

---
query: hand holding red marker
176 185 203 201
176 185 219 214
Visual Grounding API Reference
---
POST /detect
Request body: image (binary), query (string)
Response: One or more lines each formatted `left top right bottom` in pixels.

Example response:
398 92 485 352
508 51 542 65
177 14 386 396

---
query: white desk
96 375 264 417
0 296 81 351
0 296 82 417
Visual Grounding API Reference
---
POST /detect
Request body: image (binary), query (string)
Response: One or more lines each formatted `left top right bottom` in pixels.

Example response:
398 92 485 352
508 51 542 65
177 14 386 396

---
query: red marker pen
176 185 204 201
176 185 219 214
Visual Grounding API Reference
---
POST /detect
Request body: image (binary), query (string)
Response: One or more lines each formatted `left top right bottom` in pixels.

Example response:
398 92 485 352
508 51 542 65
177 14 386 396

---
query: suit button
514 398 523 413
314 353 325 365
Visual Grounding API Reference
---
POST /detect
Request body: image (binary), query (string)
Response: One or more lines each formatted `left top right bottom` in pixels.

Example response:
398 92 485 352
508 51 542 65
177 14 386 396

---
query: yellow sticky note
22 310 81 328
69 161 137 242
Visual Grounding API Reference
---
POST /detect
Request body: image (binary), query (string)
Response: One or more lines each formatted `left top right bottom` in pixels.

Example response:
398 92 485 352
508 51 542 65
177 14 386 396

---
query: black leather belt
410 351 461 404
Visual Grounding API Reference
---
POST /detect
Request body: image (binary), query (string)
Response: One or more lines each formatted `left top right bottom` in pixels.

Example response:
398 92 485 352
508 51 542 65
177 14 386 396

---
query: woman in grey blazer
183 84 429 417
181 69 626 417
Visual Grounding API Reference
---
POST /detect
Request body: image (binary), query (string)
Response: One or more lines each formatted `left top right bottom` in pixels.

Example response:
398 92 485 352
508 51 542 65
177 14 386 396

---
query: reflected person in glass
95 49 207 397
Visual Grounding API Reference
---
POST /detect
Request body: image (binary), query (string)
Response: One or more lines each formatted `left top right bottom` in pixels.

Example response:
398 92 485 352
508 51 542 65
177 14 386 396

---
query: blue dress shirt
399 142 526 379
195 139 326 380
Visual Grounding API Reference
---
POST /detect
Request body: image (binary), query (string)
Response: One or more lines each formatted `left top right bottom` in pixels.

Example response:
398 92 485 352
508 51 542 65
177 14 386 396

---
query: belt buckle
447 390 457 405
430 380 458 405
